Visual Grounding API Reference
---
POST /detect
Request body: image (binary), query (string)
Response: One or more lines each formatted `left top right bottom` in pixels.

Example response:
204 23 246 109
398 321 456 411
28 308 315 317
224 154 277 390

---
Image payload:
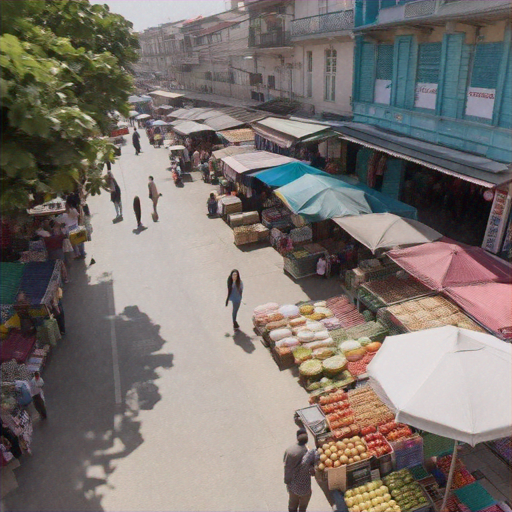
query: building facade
347 0 512 251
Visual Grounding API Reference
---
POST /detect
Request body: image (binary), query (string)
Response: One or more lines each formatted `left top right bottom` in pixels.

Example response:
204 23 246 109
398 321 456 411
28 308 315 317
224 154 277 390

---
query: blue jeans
231 300 241 324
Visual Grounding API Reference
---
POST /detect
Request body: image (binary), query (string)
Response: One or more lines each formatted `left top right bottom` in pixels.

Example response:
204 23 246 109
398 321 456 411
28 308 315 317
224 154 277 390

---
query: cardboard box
326 457 373 491
69 227 87 246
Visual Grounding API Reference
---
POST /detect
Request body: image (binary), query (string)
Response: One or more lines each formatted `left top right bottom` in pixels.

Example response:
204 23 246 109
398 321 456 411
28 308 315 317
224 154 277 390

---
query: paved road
5 132 343 512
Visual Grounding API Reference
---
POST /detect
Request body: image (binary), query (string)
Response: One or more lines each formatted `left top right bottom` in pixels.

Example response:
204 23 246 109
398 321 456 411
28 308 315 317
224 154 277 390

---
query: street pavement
4 131 344 512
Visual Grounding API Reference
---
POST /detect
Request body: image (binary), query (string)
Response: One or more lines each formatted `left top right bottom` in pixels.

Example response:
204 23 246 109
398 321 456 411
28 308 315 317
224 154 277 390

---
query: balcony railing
291 10 354 38
249 28 291 48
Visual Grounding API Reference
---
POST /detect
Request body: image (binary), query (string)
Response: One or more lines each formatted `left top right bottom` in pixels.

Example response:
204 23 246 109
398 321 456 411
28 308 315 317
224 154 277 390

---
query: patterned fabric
287 449 317 497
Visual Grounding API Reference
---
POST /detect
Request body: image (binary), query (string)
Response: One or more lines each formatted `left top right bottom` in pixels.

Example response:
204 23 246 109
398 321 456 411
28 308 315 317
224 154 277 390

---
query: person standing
133 196 143 229
29 372 47 420
108 172 122 219
132 128 141 155
283 429 318 512
192 149 200 171
57 200 85 259
316 254 328 279
225 269 243 330
207 193 217 216
148 176 161 220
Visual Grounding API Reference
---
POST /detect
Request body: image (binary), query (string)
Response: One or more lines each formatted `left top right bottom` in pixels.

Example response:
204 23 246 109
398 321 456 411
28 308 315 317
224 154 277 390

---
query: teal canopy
275 174 372 223
336 176 418 220
254 162 329 187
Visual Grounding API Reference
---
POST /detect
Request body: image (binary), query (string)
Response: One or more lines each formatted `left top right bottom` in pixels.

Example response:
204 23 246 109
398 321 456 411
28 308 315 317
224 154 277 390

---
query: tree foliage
0 0 139 211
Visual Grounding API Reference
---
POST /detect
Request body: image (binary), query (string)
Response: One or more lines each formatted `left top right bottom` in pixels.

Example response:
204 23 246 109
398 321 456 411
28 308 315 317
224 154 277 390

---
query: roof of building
197 21 238 36
218 128 255 143
148 90 184 99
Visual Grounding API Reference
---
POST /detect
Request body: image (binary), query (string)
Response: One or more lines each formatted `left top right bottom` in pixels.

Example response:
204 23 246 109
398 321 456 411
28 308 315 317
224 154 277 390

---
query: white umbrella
333 213 442 253
367 326 512 509
128 110 139 117
135 114 151 120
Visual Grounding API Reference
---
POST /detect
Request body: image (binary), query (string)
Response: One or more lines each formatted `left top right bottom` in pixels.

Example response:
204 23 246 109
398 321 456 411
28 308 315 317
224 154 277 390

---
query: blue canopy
254 162 329 187
275 174 372 223
335 175 417 220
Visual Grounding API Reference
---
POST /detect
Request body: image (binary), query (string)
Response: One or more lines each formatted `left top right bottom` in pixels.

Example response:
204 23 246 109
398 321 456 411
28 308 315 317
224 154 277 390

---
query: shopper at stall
133 196 143 229
316 254 328 278
283 428 318 512
192 148 200 171
148 176 162 221
43 224 69 282
57 200 85 259
132 128 141 155
207 193 217 217
29 372 47 420
225 269 243 330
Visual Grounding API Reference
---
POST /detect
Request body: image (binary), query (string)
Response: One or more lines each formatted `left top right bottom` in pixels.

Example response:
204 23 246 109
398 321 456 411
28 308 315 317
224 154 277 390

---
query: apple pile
362 429 392 458
344 480 400 512
379 421 413 442
316 436 370 471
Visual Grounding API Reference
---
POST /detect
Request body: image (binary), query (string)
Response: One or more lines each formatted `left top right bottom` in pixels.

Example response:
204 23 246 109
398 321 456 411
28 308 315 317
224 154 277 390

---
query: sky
91 0 228 32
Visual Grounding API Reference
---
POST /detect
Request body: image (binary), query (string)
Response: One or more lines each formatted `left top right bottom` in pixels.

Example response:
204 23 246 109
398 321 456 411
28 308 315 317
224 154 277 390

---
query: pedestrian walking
283 429 318 512
132 128 141 155
225 269 243 330
192 149 200 170
148 176 162 221
29 372 47 420
133 196 142 229
108 172 123 219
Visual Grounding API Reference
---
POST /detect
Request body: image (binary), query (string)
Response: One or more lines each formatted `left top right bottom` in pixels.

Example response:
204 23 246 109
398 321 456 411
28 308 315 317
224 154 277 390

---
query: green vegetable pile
383 469 429 511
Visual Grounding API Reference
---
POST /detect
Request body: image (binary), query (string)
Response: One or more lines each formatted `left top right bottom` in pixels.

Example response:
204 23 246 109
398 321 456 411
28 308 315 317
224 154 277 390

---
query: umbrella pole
440 440 458 512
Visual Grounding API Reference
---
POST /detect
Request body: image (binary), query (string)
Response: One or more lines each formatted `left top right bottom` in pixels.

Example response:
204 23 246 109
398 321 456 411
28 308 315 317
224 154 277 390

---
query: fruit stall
252 293 510 512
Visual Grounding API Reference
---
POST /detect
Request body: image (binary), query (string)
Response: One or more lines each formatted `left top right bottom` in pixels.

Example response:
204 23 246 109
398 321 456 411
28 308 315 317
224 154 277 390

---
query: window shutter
471 42 504 89
376 44 394 80
359 42 376 102
416 42 442 83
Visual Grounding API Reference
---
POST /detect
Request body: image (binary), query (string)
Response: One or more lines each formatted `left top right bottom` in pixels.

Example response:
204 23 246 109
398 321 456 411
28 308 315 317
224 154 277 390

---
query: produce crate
283 251 326 279
345 321 388 342
325 457 373 491
418 475 444 504
228 213 245 227
359 275 432 308
233 226 259 246
270 345 294 370
389 434 424 470
252 223 270 241
453 482 496 512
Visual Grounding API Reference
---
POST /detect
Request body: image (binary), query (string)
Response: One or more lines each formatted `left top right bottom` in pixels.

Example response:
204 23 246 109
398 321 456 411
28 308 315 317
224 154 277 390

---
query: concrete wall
295 0 353 19
293 39 354 116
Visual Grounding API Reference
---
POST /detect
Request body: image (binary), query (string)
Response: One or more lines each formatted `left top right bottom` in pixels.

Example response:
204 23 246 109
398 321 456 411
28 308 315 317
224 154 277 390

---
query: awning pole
440 440 458 512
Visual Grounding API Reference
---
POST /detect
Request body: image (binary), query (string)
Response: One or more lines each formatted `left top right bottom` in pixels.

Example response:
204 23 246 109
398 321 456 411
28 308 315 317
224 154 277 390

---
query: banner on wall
482 189 511 254
466 87 496 119
374 79 391 105
414 82 437 110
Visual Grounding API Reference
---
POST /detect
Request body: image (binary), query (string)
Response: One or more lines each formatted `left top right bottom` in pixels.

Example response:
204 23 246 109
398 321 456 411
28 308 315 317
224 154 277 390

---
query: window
306 51 313 98
374 44 393 105
249 72 263 86
319 0 328 15
414 42 441 110
324 49 336 102
268 75 276 89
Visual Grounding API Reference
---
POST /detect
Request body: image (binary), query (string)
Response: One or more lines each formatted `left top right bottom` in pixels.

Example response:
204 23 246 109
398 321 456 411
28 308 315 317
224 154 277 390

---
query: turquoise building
339 0 512 253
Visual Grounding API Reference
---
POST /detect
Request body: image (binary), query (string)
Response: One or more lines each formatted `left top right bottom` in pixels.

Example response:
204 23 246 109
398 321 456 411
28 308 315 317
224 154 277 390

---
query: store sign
414 82 437 110
374 79 391 105
482 189 512 254
466 87 496 119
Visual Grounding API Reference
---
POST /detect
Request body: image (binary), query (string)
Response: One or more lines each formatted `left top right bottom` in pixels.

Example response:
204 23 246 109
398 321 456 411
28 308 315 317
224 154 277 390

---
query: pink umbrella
387 237 512 291
444 282 512 339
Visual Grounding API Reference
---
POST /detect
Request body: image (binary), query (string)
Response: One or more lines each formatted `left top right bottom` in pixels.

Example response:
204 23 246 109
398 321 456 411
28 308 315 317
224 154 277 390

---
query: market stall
367 326 512 510
333 214 442 254
387 238 512 291
274 174 372 223
254 162 330 188
218 128 255 146
443 282 512 340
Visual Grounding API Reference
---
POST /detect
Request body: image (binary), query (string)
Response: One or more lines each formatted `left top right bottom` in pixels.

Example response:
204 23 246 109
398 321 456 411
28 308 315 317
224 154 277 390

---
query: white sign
414 82 437 110
466 87 496 119
374 79 391 105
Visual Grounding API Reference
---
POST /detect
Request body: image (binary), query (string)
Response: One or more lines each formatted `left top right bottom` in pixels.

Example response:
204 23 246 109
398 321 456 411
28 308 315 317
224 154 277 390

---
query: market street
4 131 344 512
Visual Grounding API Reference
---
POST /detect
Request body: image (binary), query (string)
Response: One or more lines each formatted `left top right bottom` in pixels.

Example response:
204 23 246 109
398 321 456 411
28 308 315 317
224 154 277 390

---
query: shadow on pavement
288 273 343 302
5 269 173 512
232 330 256 354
